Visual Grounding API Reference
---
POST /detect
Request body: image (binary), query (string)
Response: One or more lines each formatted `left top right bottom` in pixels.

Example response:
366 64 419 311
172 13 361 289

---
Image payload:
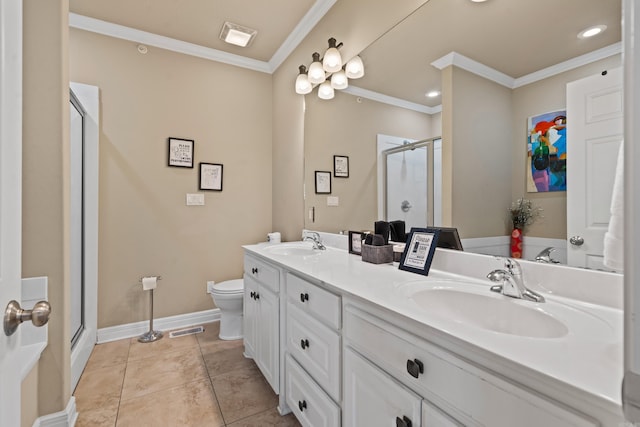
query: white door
566 67 623 269
0 1 24 424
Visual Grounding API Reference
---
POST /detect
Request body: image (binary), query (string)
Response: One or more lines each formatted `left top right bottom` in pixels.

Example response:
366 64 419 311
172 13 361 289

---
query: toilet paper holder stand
138 276 163 343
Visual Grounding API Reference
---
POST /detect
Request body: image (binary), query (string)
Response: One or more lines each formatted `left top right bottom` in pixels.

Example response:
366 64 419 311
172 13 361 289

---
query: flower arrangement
509 198 543 230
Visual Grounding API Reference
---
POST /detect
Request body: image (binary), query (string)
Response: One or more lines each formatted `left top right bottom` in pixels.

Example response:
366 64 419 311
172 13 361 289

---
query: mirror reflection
303 0 622 269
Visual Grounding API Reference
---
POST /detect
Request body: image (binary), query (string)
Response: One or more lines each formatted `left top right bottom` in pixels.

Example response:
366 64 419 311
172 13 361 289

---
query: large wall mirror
303 0 622 269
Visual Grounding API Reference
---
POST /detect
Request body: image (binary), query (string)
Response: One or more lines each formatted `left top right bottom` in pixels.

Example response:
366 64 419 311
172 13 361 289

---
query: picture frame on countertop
334 155 349 178
398 227 441 276
315 170 332 194
168 137 194 168
348 231 365 255
199 162 223 191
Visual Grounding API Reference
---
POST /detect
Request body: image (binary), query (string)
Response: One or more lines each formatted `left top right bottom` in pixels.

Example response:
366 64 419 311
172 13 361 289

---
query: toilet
207 279 244 340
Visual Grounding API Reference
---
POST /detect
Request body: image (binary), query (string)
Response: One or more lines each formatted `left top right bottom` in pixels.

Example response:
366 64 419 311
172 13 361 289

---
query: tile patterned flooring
73 323 300 426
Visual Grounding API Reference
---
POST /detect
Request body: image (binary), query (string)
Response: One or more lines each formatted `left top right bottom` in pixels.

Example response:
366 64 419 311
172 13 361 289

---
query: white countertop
244 242 623 416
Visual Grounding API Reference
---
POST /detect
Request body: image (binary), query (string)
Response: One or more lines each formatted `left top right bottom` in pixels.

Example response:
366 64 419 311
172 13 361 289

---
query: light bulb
345 56 364 79
331 70 348 90
318 81 335 100
322 38 343 73
295 65 312 94
308 52 326 84
296 74 312 95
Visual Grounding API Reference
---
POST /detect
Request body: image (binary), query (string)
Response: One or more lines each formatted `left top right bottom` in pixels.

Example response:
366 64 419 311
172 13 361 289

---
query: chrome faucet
535 247 560 264
487 258 545 303
303 231 326 250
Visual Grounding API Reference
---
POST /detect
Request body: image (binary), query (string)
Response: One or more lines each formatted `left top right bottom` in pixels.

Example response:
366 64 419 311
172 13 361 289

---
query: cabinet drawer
244 254 279 293
287 273 340 329
344 347 421 427
286 354 341 427
344 305 597 427
287 302 341 401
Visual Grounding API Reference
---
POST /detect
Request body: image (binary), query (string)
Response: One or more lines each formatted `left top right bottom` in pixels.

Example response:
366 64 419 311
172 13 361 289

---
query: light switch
327 196 339 207
186 193 205 206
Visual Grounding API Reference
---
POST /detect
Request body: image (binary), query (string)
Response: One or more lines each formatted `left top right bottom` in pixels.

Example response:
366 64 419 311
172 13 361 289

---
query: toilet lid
212 279 244 294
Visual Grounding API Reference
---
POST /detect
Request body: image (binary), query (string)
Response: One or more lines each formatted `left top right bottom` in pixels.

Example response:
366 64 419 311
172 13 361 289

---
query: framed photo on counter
398 227 441 276
349 231 364 255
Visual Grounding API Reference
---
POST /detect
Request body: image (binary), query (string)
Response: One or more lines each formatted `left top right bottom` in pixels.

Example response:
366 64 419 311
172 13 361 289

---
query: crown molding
69 13 272 73
432 43 623 90
513 42 622 88
431 51 515 88
343 85 439 114
269 0 337 72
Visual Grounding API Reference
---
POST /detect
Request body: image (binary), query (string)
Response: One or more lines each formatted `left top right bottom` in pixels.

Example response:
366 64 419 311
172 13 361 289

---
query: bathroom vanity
242 241 624 426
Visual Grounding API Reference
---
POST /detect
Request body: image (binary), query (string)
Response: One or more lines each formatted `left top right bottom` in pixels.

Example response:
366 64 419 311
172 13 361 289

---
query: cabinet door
243 274 258 359
344 347 421 427
257 286 279 394
422 400 462 427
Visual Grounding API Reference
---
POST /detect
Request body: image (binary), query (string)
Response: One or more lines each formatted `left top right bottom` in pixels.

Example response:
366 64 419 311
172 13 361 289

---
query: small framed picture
315 171 332 194
334 155 349 178
398 227 441 276
168 137 194 168
199 163 223 191
349 231 364 255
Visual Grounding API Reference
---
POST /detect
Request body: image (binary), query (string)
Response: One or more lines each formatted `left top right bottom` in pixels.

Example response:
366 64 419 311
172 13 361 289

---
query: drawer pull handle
254 293 260 300
396 416 412 427
251 267 258 274
250 291 255 299
406 359 424 378
300 339 310 349
298 400 307 412
300 292 309 303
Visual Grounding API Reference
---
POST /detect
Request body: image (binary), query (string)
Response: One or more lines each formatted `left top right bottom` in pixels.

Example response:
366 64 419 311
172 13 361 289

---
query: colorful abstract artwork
526 110 567 192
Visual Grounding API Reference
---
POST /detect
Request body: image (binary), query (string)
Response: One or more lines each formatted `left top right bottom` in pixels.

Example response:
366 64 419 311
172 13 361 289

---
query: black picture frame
348 231 364 255
398 227 441 276
334 155 349 178
315 171 332 194
168 137 194 168
199 162 223 191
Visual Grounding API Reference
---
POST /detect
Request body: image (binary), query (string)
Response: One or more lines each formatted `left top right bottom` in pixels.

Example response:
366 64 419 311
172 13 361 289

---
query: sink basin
262 242 322 257
410 288 569 338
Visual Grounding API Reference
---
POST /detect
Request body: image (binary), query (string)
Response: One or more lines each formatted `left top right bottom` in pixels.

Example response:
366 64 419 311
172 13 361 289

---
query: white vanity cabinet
344 302 598 427
243 254 280 393
285 272 342 426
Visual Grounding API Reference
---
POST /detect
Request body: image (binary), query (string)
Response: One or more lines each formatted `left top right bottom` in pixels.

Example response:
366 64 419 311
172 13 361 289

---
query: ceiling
69 0 622 109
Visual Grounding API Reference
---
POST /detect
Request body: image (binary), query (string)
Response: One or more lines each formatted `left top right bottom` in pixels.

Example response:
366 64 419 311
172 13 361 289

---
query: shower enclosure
381 137 442 230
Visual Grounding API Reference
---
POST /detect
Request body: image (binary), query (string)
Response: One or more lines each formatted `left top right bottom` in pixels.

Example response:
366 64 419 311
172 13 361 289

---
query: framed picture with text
398 227 441 276
334 155 349 178
315 171 332 194
199 162 223 191
348 231 364 255
168 137 194 168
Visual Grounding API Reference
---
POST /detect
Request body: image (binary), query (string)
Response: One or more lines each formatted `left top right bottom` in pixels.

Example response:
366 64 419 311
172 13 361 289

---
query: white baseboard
97 308 221 344
33 397 77 427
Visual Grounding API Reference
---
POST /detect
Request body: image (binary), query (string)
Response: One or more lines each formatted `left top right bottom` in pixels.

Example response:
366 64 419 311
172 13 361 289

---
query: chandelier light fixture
295 37 365 100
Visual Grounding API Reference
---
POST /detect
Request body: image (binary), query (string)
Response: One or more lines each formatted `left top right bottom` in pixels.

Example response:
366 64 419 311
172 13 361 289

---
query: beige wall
511 55 622 239
69 29 273 327
304 92 433 233
22 0 71 416
443 66 514 238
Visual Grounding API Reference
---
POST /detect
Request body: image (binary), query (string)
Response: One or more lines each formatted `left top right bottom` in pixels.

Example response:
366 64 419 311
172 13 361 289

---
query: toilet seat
210 279 244 294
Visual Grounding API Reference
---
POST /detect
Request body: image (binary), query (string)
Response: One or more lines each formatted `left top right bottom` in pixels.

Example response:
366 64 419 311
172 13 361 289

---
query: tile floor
73 323 300 426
